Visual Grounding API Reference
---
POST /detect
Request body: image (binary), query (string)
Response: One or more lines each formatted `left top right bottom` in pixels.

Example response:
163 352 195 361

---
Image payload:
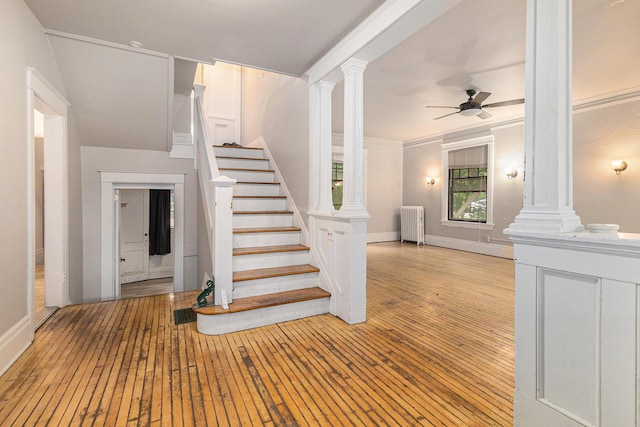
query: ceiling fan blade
425 105 460 109
483 98 524 108
472 91 491 104
433 111 460 120
477 110 492 120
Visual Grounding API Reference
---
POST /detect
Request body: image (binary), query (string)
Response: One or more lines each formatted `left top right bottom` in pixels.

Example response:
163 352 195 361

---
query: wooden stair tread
216 156 268 161
193 287 330 315
219 167 275 173
233 226 301 234
233 244 309 256
234 210 292 215
234 195 286 199
234 181 280 185
213 145 263 150
233 264 319 282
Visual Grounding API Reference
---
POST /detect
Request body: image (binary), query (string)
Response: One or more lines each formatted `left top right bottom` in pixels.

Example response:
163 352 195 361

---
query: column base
506 210 583 235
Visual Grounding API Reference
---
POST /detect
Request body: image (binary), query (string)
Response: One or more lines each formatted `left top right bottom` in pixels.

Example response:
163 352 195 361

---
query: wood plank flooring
0 242 515 426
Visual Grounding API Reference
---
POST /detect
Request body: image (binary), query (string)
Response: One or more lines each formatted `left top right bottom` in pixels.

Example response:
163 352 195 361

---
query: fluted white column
507 0 582 234
339 58 368 216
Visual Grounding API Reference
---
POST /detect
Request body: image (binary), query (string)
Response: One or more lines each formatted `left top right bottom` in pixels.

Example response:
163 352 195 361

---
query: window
441 137 493 229
332 162 343 210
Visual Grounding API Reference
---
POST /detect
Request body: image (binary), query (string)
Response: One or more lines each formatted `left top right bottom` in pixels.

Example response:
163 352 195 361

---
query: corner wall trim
0 316 31 377
425 234 513 259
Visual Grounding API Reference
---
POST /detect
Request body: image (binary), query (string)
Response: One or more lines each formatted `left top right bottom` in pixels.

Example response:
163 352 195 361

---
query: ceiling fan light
459 108 481 117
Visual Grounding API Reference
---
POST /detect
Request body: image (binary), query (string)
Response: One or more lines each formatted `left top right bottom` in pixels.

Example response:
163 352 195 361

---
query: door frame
26 68 70 336
100 172 185 301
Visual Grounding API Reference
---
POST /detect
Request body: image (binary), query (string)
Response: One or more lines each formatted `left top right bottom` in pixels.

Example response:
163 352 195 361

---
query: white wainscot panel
537 269 600 425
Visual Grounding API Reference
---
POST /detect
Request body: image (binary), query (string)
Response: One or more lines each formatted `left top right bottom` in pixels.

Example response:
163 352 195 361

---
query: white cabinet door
119 190 149 284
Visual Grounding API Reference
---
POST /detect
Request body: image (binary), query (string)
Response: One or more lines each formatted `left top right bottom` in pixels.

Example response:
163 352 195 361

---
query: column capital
316 80 336 92
340 58 368 74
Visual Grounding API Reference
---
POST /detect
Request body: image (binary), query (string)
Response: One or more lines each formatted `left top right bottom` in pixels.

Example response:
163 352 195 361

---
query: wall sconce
612 160 628 175
425 177 435 186
505 169 518 180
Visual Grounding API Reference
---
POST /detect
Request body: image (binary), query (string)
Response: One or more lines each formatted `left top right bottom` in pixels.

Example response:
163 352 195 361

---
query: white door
119 190 149 284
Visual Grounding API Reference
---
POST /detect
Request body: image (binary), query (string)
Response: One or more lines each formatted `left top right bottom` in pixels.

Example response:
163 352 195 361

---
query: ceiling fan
426 89 524 120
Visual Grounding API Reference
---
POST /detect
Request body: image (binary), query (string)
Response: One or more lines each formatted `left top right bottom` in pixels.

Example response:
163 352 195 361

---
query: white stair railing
193 84 236 305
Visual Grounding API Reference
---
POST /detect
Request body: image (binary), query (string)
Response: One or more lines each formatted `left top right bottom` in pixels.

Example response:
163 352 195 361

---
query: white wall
573 99 640 232
333 134 404 242
0 0 83 371
242 68 310 224
403 124 524 247
402 96 640 254
81 147 199 301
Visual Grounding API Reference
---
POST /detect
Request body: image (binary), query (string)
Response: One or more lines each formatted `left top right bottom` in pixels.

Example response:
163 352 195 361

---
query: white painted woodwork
309 213 368 324
118 190 150 284
233 231 300 249
232 213 293 229
505 1 640 425
211 176 236 305
216 157 271 170
100 172 185 301
232 197 287 211
232 183 281 197
509 233 640 427
194 87 235 306
219 169 276 183
26 68 71 338
203 62 242 146
318 81 335 212
507 0 582 234
213 146 265 159
196 297 330 336
232 272 319 299
232 251 310 272
339 58 368 216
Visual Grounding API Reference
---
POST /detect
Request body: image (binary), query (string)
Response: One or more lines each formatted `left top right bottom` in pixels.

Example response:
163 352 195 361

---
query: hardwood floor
0 243 515 426
121 277 174 299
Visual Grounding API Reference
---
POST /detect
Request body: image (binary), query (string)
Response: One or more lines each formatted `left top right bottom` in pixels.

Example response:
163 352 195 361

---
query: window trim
440 135 494 229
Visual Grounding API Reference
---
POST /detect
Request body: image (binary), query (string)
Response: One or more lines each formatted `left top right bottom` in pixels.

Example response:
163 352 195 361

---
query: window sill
441 220 494 230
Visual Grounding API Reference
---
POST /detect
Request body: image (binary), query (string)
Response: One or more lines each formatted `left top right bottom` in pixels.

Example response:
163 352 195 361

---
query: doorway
100 172 185 301
118 189 174 299
27 68 70 333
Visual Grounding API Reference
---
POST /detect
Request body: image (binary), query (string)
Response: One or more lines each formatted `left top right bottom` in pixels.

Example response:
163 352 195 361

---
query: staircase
193 145 330 335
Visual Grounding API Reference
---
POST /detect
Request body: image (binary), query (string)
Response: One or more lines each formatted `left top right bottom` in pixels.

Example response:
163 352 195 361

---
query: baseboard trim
425 235 513 259
0 316 31 377
148 267 174 280
367 231 400 243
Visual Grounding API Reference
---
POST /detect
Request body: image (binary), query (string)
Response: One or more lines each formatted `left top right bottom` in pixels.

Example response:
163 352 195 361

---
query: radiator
400 206 425 245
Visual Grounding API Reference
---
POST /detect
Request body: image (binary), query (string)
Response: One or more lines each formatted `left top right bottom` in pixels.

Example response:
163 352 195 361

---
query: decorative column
339 58 368 216
318 81 336 212
507 0 582 234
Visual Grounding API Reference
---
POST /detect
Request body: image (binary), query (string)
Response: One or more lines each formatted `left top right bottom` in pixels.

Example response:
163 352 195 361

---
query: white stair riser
233 198 287 211
233 183 281 197
233 232 300 248
233 214 292 228
221 169 275 183
197 297 329 335
213 147 264 159
233 273 319 299
217 158 271 170
233 251 309 272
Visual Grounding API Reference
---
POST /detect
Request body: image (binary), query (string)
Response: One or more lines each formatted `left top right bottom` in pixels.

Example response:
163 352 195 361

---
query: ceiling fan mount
426 89 524 120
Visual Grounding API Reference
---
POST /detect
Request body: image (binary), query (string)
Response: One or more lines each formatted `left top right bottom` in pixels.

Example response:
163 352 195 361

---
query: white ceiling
333 0 640 141
25 0 640 148
25 0 384 76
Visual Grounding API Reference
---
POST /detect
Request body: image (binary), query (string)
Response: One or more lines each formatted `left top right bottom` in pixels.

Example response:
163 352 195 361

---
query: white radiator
400 206 425 245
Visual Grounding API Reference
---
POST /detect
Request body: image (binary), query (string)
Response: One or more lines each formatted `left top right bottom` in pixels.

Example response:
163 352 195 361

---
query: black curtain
149 190 171 255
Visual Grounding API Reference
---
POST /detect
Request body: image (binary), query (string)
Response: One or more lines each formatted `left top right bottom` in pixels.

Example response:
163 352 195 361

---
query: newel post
212 175 236 305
